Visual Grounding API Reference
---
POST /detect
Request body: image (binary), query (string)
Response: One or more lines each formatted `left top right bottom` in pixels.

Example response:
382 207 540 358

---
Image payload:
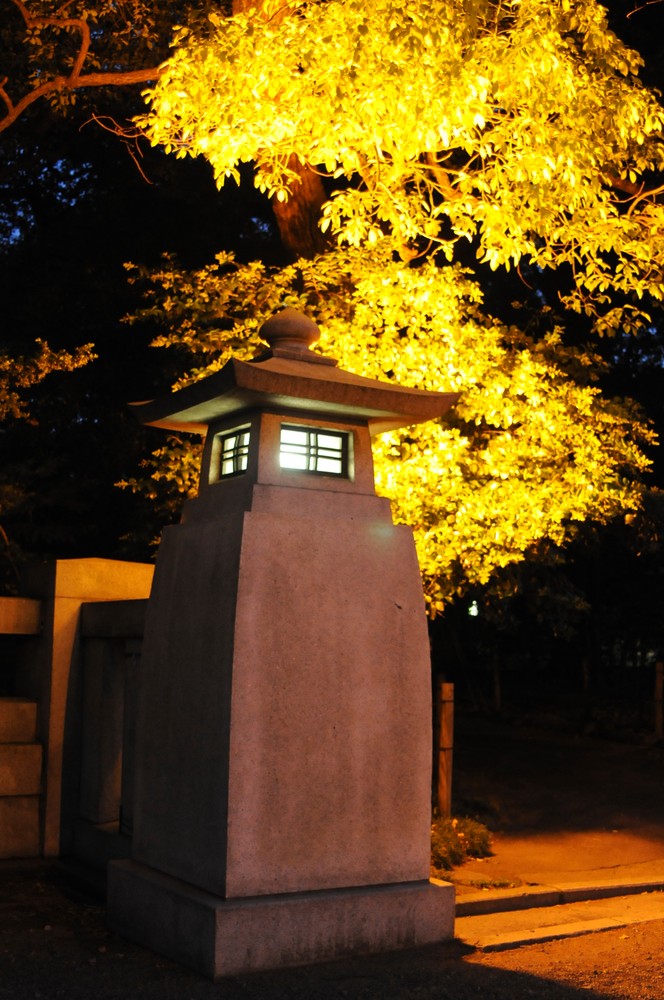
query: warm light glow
214 426 251 479
279 425 347 476
125 246 655 614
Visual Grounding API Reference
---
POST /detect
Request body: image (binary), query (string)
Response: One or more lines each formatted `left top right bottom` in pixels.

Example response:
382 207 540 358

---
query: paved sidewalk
453 828 664 897
453 862 664 952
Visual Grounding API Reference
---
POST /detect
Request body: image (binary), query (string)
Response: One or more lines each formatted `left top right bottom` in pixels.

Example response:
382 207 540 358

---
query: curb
455 877 664 916
458 915 638 953
455 880 664 952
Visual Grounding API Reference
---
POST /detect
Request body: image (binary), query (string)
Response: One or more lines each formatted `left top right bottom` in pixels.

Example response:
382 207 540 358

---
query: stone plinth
109 860 454 979
0 598 42 635
107 479 455 972
19 558 154 856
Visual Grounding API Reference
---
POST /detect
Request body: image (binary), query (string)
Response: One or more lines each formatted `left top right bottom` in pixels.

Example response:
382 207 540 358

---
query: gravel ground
1 862 664 1000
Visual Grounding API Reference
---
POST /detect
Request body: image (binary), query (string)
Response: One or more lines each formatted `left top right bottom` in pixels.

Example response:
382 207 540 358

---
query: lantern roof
131 309 459 436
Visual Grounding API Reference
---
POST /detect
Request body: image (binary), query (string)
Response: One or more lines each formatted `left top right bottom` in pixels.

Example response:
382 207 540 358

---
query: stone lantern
107 309 459 978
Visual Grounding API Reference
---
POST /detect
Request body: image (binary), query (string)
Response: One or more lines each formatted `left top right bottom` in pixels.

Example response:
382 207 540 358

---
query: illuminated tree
1 340 93 422
139 0 664 335
118 0 662 610
124 245 655 611
0 339 93 589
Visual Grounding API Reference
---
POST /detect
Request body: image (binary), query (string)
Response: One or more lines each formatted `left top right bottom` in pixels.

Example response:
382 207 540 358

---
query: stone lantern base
105 486 457 977
108 860 454 979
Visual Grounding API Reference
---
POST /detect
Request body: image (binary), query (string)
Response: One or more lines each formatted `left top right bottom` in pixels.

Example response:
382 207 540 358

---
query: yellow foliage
123 247 654 611
137 0 664 332
124 0 661 609
0 340 95 422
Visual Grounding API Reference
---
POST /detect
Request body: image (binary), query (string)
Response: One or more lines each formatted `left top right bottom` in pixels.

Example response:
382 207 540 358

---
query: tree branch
626 181 664 217
1 0 163 134
602 173 664 216
626 0 663 19
602 173 643 196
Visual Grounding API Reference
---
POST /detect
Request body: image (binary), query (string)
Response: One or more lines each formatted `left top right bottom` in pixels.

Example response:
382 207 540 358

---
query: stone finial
256 308 337 366
260 308 320 352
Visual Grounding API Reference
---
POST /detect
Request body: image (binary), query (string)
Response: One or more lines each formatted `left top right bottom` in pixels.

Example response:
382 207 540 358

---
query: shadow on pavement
4 717 663 997
0 864 617 1000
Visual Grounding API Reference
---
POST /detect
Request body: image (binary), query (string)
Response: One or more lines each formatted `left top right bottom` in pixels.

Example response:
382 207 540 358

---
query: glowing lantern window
279 425 348 477
218 426 251 477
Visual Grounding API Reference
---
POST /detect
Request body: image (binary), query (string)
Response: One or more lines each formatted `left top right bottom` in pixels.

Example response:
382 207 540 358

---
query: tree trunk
271 155 329 260
232 0 329 260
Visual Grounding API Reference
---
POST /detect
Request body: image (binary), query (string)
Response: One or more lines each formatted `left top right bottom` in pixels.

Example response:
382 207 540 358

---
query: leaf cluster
0 339 94 421
431 815 492 873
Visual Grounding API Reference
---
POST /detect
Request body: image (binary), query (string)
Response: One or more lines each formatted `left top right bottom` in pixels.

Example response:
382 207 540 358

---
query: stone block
53 559 155 602
0 698 38 742
73 819 131 871
80 600 149 639
108 860 455 979
132 506 432 898
0 743 42 795
0 598 42 635
17 558 154 858
78 639 125 825
0 796 40 858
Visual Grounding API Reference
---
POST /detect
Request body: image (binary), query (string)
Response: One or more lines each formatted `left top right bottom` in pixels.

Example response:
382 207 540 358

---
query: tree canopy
140 0 664 335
